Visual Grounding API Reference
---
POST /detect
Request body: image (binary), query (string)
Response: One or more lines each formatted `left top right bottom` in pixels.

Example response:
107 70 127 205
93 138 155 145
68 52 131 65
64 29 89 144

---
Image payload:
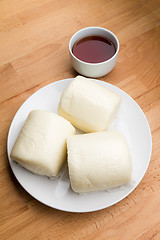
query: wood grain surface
0 0 160 239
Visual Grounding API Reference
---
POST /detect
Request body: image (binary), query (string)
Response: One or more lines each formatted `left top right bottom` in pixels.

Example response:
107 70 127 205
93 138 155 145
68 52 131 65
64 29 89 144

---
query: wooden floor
0 0 160 239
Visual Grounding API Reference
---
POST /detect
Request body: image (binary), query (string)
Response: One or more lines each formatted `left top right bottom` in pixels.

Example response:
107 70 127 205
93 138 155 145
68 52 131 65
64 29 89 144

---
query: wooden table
1 0 160 239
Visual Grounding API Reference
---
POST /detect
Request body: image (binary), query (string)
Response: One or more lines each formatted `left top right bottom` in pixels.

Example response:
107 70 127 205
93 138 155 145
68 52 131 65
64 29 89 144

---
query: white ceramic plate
7 78 152 212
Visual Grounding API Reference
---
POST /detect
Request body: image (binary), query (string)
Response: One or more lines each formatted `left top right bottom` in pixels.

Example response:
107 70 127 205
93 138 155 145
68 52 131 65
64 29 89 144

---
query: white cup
69 27 119 78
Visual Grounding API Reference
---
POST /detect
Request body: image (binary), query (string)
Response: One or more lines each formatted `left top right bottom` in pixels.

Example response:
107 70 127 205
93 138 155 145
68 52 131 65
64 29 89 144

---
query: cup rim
69 26 119 66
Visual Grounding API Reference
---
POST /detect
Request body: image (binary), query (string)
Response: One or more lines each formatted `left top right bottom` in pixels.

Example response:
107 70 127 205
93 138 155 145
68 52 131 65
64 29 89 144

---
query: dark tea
72 36 116 64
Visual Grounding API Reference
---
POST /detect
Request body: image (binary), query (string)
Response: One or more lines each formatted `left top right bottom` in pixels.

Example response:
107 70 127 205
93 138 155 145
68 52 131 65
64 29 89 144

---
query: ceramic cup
69 26 119 78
